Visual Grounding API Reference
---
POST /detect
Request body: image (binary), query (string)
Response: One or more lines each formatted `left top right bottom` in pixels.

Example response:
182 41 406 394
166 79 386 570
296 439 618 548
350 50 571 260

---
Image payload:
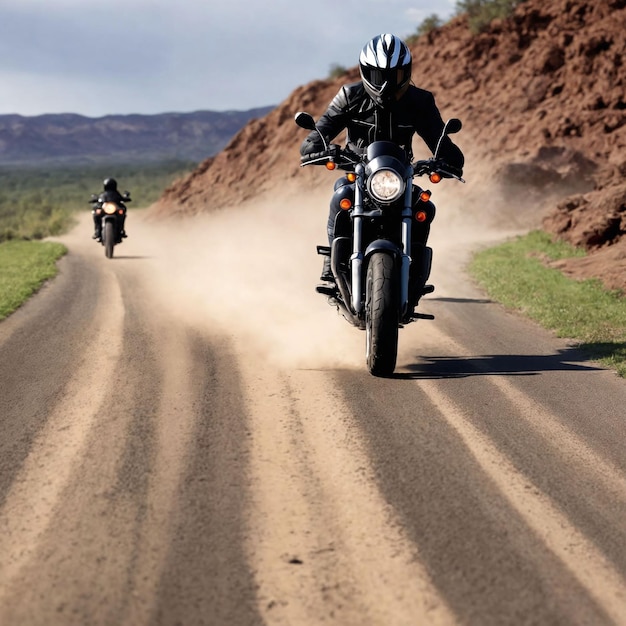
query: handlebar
301 148 465 182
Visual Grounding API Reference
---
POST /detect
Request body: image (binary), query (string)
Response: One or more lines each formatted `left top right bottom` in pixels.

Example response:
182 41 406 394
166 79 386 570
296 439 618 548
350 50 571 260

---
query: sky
0 0 456 118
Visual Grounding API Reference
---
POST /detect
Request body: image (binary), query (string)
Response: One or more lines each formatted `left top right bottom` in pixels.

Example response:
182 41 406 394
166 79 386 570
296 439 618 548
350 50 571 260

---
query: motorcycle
295 111 464 376
90 191 130 259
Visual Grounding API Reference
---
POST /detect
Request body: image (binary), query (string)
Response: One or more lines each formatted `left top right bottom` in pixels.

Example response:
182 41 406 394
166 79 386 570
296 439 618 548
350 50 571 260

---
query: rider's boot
93 229 101 241
320 255 334 282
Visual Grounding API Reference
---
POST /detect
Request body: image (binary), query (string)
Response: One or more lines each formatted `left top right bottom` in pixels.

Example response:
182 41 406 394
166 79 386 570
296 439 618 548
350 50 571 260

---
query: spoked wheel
365 252 399 376
104 221 115 259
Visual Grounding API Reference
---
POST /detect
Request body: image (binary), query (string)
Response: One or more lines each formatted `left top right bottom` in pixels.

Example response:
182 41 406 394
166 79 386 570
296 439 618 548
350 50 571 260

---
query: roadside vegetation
0 240 67 320
469 231 626 377
456 0 525 33
328 64 348 80
407 14 444 42
408 0 525 40
0 160 196 243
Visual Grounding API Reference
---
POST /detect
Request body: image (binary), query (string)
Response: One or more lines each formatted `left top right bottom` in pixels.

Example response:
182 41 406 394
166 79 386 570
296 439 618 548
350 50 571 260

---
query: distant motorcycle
295 111 464 376
89 191 130 258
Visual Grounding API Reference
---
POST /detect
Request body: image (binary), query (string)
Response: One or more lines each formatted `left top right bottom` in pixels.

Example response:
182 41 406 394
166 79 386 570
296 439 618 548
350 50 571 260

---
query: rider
89 177 130 241
299 33 464 283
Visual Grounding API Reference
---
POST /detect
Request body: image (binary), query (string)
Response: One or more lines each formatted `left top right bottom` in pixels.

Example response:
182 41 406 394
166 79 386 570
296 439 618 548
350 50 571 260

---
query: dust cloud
139 189 364 370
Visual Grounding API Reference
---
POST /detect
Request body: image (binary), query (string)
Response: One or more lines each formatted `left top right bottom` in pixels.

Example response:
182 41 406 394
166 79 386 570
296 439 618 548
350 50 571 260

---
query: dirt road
1 190 626 626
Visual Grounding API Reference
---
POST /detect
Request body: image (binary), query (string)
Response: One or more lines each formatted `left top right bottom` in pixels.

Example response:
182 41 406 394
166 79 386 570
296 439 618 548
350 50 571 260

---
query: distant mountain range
0 107 275 166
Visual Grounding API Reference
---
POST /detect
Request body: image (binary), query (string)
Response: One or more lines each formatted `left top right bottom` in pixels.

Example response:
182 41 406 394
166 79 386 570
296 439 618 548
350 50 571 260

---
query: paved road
1 196 625 626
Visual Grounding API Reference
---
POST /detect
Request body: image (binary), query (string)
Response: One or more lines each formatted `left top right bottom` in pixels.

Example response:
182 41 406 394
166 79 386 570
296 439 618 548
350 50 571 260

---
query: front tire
104 221 115 259
365 252 399 376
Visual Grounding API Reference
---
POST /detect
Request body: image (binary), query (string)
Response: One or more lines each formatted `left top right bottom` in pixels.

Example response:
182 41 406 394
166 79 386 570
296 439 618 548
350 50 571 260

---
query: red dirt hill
150 0 626 292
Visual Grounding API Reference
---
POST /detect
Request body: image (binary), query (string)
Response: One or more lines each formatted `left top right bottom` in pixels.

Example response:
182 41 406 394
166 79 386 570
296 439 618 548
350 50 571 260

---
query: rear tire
104 221 115 259
365 253 399 376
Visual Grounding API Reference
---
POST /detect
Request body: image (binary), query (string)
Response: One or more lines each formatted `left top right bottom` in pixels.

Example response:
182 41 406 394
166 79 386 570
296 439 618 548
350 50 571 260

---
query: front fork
400 210 412 318
350 165 413 318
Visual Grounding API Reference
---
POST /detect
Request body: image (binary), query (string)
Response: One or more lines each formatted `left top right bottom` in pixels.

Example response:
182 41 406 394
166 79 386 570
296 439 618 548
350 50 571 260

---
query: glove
301 151 328 164
437 162 463 178
301 144 341 164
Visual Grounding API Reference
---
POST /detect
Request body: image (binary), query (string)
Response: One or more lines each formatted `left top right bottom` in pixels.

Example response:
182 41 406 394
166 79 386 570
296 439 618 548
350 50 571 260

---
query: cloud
0 0 456 116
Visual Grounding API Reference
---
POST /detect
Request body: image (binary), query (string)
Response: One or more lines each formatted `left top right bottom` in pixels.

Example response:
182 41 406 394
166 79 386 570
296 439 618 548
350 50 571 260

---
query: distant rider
89 177 130 241
299 33 464 282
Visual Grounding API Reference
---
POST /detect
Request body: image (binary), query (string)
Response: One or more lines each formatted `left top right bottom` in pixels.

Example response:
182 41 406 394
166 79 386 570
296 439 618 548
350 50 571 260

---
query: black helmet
359 34 412 107
103 177 118 191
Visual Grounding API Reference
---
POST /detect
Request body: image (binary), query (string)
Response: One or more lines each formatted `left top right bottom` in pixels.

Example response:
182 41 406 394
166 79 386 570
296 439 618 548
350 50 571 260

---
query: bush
456 0 524 33
412 14 444 39
328 64 348 80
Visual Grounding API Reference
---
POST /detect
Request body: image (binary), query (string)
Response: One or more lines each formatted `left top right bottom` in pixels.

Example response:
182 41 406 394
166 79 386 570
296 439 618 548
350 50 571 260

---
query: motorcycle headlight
102 202 117 215
367 169 404 202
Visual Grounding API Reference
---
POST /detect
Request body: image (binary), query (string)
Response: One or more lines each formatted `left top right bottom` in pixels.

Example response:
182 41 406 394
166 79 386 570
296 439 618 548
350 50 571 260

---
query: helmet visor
362 66 411 98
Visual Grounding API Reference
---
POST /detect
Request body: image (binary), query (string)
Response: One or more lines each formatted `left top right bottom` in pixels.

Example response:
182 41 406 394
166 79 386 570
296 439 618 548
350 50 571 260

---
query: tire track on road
0 262 125 610
239 354 456 626
395 321 626 622
418 372 626 624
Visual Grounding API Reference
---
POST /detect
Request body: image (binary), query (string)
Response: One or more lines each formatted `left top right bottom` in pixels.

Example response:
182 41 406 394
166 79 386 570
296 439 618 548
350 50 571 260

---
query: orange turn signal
415 211 428 222
326 161 336 171
346 172 356 182
429 172 442 184
419 190 432 202
339 198 352 210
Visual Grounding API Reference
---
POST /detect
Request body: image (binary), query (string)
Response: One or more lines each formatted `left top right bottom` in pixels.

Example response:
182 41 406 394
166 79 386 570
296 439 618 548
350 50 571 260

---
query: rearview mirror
444 118 462 135
294 111 316 131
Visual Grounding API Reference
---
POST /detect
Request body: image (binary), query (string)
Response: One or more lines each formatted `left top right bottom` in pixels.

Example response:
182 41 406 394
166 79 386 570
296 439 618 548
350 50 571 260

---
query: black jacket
97 189 130 204
300 81 464 172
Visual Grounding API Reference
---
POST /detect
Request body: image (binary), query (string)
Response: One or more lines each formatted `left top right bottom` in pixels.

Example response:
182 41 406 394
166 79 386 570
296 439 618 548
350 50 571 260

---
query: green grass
0 240 67 320
469 230 626 376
